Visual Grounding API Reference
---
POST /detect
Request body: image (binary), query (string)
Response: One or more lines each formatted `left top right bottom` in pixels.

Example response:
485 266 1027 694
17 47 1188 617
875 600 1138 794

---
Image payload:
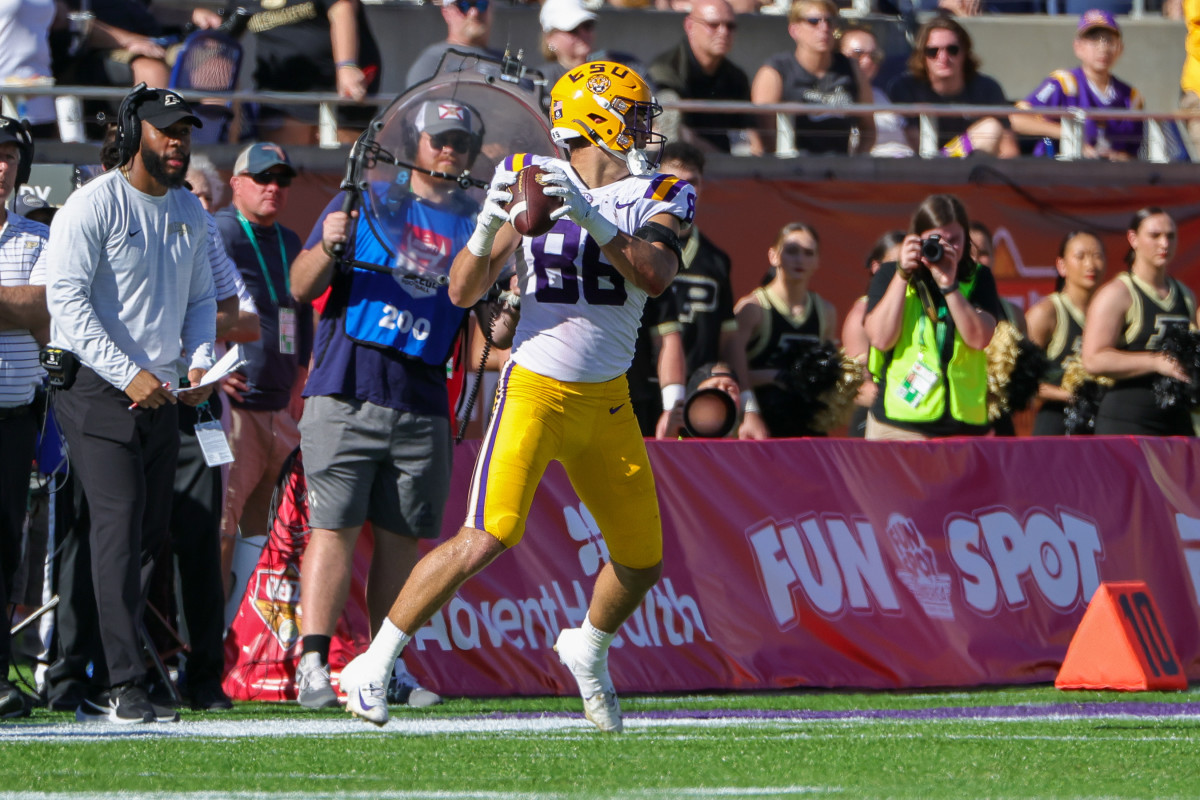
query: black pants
43 472 97 707
53 368 179 688
150 401 226 687
0 410 36 673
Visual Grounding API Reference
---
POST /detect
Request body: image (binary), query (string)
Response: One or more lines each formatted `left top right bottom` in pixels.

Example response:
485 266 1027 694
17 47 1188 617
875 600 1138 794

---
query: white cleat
338 654 390 727
554 627 623 733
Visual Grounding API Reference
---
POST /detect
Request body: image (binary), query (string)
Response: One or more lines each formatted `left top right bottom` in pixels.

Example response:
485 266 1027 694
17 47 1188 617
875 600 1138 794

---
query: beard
141 147 190 189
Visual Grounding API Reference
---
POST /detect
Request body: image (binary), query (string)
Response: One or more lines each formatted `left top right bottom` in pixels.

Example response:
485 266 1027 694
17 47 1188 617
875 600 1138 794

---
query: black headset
115 82 157 168
0 115 34 189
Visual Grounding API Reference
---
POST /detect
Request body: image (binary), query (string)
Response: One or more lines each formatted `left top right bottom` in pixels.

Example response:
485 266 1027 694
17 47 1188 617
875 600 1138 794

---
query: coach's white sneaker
338 654 390 727
554 627 623 733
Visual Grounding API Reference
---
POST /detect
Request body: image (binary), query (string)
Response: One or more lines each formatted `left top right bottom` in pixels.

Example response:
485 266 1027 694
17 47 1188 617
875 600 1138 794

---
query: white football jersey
502 154 696 383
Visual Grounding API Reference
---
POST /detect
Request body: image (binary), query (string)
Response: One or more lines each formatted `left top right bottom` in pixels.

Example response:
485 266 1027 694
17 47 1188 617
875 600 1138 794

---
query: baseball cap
137 89 203 130
539 0 596 33
0 123 24 147
233 142 297 176
414 100 479 138
12 193 48 216
1077 9 1120 37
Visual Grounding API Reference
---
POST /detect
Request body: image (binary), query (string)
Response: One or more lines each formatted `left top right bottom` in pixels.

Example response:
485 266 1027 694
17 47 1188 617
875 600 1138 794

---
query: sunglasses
691 17 738 32
429 132 472 154
567 19 595 33
924 44 961 58
801 16 834 27
249 171 292 188
453 0 489 13
847 47 881 62
781 244 817 257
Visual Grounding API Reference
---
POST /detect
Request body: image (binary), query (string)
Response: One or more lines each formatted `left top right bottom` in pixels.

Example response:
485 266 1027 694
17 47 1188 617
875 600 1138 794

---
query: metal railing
2 81 1195 162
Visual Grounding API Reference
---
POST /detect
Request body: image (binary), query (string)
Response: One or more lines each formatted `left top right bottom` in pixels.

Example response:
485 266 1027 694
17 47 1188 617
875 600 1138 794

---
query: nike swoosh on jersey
614 200 636 209
609 404 624 414
128 230 140 237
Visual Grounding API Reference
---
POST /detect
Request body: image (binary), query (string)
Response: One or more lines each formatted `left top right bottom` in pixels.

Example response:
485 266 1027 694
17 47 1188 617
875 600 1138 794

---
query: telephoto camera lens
920 235 944 263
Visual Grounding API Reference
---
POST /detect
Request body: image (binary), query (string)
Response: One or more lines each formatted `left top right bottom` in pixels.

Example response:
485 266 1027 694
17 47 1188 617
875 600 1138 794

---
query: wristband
939 280 960 295
584 212 619 247
335 60 360 70
661 383 686 411
740 390 761 416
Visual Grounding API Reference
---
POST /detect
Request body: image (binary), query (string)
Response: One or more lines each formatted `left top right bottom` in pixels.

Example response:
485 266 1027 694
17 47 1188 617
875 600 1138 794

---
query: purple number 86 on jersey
530 220 628 306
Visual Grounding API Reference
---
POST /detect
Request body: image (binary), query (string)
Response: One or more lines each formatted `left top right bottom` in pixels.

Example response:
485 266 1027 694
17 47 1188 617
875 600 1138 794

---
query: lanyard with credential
237 211 297 354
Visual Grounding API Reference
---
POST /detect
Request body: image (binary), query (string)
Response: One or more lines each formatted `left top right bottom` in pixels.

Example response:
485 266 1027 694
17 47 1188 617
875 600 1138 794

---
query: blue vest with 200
342 198 474 367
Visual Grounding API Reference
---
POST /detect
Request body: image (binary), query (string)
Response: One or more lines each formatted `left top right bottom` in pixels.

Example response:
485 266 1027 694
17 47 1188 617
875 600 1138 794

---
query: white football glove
467 169 517 257
541 167 619 246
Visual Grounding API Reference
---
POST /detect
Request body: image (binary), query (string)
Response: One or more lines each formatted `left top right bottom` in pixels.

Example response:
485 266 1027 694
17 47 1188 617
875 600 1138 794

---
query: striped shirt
0 212 49 407
207 211 257 313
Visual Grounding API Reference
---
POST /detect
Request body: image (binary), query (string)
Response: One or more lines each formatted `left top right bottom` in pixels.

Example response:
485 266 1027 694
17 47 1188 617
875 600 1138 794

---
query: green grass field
2 685 1199 799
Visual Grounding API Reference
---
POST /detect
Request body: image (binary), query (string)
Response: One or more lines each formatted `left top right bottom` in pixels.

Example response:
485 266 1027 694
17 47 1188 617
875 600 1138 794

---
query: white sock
367 619 411 674
582 615 615 656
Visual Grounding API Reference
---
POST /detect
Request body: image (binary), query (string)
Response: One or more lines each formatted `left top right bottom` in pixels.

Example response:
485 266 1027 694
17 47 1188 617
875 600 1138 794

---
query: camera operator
289 99 517 712
45 87 215 724
863 193 1003 441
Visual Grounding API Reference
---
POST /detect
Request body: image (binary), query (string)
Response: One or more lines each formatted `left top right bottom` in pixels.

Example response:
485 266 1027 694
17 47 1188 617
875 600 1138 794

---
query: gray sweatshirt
47 169 215 391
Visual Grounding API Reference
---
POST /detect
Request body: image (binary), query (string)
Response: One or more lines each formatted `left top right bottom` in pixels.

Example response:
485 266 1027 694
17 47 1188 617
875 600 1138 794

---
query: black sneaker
103 684 155 724
0 678 32 719
188 680 233 711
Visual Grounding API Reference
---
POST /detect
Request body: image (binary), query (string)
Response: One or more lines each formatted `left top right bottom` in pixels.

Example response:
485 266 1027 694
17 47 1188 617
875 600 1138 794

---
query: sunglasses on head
249 171 292 188
429 131 472 154
453 0 489 13
924 43 961 58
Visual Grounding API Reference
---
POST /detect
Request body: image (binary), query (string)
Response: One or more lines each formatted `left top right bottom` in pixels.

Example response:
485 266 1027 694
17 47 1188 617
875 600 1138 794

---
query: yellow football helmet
549 60 665 176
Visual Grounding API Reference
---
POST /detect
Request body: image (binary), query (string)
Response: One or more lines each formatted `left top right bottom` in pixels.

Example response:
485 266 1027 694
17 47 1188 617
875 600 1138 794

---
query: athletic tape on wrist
740 390 761 416
661 383 686 411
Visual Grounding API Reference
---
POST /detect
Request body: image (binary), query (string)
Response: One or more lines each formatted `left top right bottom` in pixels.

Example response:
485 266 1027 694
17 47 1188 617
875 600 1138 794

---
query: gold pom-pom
810 351 865 433
1060 354 1113 395
985 321 1022 421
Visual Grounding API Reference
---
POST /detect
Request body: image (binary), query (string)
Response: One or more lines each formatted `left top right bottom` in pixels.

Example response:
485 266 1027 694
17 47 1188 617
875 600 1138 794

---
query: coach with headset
0 116 48 719
45 86 216 724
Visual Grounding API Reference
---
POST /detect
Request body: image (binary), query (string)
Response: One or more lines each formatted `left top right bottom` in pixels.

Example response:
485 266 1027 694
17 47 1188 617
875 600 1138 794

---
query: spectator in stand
406 0 501 90
0 0 57 138
233 0 381 145
538 0 596 89
838 24 912 158
1082 207 1196 436
841 229 904 438
749 0 874 156
215 144 310 602
863 194 1003 440
0 116 47 719
733 222 839 437
1025 230 1106 436
186 153 225 213
887 17 1018 158
649 0 753 153
1012 11 1142 161
657 142 767 438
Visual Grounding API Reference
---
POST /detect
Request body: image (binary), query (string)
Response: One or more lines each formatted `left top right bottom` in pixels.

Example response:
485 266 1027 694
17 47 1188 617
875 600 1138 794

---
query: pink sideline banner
400 437 1200 697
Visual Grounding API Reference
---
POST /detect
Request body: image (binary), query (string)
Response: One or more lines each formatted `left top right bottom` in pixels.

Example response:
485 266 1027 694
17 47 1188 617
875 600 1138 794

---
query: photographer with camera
660 362 743 439
863 194 1003 441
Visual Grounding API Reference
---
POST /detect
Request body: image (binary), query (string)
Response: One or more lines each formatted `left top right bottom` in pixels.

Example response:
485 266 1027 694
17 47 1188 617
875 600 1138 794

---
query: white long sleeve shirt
47 170 216 391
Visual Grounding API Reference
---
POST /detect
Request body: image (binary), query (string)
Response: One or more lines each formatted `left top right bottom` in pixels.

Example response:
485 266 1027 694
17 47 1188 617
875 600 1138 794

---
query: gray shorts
298 394 452 538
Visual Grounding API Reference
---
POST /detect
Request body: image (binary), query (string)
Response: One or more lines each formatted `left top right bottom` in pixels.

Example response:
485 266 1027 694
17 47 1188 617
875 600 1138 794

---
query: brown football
507 165 562 238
